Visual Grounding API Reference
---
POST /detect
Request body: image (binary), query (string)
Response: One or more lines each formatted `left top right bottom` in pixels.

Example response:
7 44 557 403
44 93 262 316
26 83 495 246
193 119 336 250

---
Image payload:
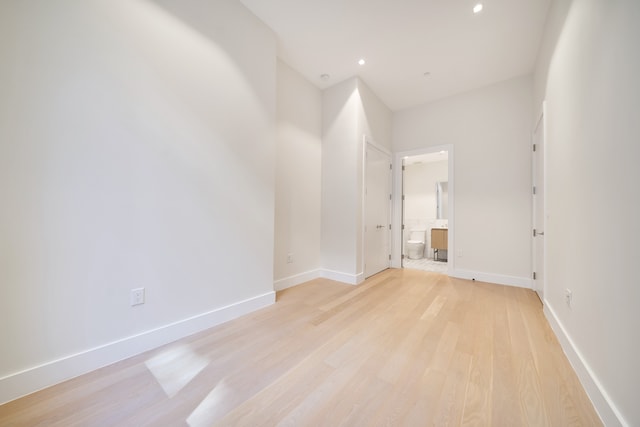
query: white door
532 109 545 300
364 143 391 278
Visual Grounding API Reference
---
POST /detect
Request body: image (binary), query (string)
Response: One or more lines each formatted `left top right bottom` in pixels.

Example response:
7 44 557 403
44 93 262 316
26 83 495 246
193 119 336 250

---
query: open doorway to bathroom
401 150 450 273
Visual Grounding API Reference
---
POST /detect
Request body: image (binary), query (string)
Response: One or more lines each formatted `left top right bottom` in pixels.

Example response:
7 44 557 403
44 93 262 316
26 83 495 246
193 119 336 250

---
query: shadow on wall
151 0 275 114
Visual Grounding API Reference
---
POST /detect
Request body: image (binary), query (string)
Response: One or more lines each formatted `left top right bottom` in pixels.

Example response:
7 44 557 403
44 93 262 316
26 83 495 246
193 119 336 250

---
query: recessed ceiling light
473 3 483 13
358 59 366 66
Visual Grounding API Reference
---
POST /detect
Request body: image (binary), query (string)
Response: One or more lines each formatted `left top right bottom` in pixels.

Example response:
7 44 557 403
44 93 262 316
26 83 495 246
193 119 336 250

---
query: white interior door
364 143 391 278
533 109 545 300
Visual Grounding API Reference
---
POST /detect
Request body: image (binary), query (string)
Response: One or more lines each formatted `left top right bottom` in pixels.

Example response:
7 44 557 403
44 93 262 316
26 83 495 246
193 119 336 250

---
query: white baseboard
543 302 625 427
0 291 275 405
273 269 322 291
320 269 363 285
450 268 533 289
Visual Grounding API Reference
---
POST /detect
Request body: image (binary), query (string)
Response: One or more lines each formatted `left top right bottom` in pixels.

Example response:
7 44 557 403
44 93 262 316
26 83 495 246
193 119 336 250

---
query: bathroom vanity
431 228 448 261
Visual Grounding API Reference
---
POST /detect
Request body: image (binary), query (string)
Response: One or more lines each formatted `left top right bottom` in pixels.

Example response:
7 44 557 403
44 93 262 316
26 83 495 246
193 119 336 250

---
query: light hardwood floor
0 268 602 426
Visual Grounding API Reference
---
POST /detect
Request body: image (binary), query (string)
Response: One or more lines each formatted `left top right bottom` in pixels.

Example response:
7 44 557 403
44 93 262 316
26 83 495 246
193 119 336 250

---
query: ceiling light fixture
423 71 431 77
473 3 483 13
358 59 366 66
320 74 330 81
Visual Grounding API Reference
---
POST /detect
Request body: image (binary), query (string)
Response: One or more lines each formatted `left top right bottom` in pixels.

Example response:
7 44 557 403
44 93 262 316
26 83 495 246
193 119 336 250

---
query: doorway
364 141 392 278
393 146 454 274
532 104 546 301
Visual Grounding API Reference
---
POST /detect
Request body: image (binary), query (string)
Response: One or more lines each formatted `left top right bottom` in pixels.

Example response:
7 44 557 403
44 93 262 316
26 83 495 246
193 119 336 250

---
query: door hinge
402 224 405 230
402 165 405 171
388 254 391 260
533 186 537 195
402 195 405 201
533 229 536 237
533 143 537 152
389 163 392 170
388 224 391 230
389 194 392 200
533 272 537 280
401 254 405 259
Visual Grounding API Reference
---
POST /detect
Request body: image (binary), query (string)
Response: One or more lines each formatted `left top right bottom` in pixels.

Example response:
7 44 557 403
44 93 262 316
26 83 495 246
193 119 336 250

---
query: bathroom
403 151 449 273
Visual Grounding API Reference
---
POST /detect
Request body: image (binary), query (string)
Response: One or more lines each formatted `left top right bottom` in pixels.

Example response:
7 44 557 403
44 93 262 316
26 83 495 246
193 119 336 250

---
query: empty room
0 0 638 425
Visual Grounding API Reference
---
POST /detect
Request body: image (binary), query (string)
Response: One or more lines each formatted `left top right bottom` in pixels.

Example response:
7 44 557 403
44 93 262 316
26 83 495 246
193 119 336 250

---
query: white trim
320 269 363 285
273 269 321 291
363 134 391 156
450 268 533 289
0 291 275 405
544 303 625 427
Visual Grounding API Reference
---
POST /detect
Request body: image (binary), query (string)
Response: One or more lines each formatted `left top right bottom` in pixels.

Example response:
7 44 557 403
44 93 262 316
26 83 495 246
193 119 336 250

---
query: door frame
362 136 392 278
392 144 454 273
532 102 547 300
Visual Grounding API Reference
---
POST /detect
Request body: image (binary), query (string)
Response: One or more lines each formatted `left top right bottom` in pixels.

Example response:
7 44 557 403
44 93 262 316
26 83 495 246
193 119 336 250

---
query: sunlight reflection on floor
187 379 231 427
144 344 209 398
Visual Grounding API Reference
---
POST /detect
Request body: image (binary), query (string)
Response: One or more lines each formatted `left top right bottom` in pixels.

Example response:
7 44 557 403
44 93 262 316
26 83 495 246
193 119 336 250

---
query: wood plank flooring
0 268 602 426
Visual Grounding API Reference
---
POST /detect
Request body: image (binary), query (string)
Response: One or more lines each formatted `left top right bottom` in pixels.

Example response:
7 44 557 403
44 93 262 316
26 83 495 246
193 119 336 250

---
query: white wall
0 0 276 403
534 1 640 425
356 79 393 152
274 61 322 289
394 76 533 283
532 0 573 111
321 77 392 282
321 78 360 279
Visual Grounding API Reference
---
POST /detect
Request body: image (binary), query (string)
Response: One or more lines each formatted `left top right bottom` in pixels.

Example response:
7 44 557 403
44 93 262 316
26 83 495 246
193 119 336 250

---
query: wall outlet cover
131 288 145 306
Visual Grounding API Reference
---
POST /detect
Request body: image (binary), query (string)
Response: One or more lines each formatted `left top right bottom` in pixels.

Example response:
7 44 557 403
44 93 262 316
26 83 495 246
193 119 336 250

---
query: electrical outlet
287 253 293 264
131 288 145 306
565 288 572 308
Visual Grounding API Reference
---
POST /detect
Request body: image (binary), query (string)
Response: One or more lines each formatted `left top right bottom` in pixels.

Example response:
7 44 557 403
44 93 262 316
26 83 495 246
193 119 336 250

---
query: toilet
406 228 426 259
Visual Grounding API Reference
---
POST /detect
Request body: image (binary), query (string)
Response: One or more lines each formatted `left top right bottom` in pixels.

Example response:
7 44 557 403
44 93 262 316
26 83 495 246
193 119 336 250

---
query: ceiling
238 0 551 111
